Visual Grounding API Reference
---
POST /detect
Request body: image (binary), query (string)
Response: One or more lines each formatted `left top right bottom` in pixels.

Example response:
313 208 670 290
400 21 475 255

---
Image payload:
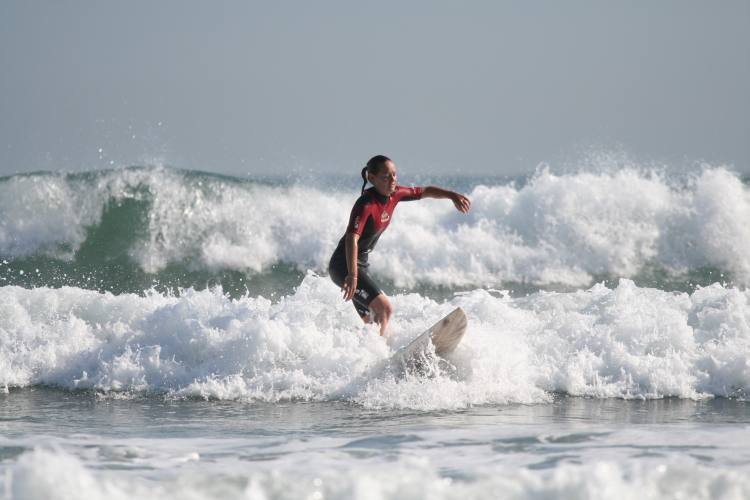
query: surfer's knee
382 300 393 322
369 294 392 324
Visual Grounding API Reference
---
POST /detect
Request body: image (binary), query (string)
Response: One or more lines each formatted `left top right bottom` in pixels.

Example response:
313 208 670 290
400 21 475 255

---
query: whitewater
2 164 750 499
1 275 749 404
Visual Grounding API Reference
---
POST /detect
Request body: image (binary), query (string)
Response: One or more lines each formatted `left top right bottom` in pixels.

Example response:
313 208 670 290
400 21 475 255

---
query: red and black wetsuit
329 185 424 317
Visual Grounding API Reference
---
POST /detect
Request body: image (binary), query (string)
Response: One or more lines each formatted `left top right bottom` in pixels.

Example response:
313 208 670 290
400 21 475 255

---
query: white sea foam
1 165 749 286
4 445 750 500
1 275 748 407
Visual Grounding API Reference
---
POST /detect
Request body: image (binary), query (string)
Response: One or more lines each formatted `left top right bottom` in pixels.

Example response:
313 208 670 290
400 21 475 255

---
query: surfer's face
369 161 397 196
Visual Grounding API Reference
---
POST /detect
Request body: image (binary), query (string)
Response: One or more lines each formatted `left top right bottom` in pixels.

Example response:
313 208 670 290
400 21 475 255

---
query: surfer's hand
343 274 357 301
451 192 471 213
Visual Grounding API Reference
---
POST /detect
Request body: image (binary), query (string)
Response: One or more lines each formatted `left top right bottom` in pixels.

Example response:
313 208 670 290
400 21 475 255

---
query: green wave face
0 167 306 297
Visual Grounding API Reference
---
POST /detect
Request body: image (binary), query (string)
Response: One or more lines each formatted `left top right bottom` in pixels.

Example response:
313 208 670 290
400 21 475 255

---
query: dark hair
361 155 391 194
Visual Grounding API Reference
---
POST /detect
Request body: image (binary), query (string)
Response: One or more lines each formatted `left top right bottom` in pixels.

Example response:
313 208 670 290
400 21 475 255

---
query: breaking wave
1 165 749 293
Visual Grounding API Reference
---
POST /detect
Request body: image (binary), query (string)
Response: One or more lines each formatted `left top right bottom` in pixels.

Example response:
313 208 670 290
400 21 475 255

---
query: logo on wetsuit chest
380 211 390 223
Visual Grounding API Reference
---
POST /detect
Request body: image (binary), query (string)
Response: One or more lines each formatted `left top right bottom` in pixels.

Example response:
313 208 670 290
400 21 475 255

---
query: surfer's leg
329 256 367 319
331 259 381 324
352 270 383 327
328 255 346 288
353 300 373 323
367 293 392 337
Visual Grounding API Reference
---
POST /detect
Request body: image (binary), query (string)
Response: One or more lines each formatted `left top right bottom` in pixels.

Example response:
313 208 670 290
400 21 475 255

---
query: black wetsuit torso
329 186 423 317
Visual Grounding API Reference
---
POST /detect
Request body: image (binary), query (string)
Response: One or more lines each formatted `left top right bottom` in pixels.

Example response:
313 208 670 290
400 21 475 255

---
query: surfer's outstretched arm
421 186 471 213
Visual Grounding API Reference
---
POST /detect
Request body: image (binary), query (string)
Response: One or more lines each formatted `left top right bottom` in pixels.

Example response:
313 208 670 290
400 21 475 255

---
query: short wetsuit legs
328 256 383 318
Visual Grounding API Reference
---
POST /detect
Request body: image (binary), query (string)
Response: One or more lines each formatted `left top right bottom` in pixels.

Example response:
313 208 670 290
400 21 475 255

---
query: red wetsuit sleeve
393 185 424 203
345 200 372 236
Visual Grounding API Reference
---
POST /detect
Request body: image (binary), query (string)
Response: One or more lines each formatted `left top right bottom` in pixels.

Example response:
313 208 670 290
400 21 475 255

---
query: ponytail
360 167 368 194
361 155 391 194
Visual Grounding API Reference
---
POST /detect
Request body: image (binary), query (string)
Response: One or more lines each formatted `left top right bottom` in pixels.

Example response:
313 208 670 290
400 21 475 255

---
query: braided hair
360 155 391 194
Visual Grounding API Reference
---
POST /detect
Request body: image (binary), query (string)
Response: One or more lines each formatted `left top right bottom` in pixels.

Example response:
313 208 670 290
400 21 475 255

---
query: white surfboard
388 307 467 374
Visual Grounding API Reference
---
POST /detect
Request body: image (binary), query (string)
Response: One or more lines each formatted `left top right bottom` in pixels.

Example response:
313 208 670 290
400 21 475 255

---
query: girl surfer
328 155 471 336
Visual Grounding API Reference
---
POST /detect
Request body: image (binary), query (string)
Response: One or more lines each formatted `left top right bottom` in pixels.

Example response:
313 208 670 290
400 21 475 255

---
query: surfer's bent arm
421 186 471 213
343 232 359 301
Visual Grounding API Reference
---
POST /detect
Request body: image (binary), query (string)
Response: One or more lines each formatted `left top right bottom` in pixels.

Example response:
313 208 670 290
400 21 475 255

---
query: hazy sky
1 1 748 176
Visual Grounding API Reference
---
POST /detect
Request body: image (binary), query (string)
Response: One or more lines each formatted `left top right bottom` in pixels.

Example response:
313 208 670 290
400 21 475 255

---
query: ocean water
1 164 750 499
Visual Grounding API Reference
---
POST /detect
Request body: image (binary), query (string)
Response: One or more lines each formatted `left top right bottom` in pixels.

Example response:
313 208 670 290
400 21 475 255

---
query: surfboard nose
432 307 467 356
